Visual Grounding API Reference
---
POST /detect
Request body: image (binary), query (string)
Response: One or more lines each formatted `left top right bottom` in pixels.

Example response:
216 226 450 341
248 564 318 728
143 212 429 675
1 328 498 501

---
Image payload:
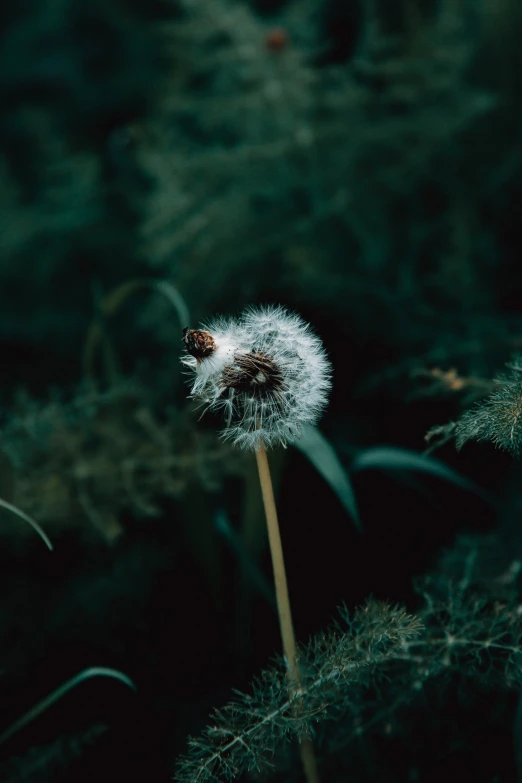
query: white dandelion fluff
182 305 332 450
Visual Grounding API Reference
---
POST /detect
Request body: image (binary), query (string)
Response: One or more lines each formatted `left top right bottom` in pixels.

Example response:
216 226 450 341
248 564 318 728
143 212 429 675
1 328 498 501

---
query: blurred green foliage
1 0 522 781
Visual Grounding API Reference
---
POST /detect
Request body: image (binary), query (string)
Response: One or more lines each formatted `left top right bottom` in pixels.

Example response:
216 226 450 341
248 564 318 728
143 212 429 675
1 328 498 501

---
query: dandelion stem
255 441 320 783
255 442 297 674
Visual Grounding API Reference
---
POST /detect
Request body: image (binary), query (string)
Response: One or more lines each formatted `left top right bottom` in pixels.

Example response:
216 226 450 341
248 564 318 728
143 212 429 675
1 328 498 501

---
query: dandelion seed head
182 305 332 450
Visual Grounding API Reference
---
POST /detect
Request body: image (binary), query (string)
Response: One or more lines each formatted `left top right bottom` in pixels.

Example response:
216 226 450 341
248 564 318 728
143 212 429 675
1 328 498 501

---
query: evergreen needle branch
174 600 423 783
175 567 522 783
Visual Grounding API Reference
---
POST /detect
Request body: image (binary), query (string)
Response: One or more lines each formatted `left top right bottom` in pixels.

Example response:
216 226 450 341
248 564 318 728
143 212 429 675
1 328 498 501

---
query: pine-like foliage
0 380 245 542
175 600 423 782
175 533 522 781
455 357 522 455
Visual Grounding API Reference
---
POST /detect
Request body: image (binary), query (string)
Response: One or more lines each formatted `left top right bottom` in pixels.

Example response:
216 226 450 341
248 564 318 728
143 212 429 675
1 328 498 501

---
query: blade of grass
294 425 361 530
0 497 52 550
351 445 494 505
0 667 136 745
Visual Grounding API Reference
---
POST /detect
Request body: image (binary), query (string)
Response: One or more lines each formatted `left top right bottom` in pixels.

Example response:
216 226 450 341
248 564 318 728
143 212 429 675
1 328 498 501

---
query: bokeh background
0 0 522 780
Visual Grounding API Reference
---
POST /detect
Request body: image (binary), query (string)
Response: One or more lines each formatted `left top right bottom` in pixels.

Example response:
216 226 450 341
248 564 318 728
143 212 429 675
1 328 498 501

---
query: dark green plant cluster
176 600 423 782
175 533 522 782
0 724 107 783
422 356 522 457
0 0 176 360
0 380 245 543
1 0 522 375
455 358 522 456
139 0 522 362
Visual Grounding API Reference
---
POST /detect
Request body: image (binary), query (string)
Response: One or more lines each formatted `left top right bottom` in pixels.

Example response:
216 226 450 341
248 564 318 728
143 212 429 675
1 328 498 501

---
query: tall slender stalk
255 441 320 783
182 306 331 780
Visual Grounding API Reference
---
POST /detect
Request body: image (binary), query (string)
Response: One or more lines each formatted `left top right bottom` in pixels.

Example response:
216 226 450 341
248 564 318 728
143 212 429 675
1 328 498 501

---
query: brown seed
220 352 286 394
182 328 216 359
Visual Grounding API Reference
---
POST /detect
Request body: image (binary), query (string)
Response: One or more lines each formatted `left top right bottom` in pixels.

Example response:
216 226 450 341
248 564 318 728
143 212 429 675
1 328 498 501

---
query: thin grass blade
294 425 361 530
351 445 493 504
0 497 53 550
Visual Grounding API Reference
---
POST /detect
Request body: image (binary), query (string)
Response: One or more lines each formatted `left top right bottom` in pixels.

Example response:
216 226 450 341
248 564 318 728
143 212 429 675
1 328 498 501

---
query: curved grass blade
153 279 190 328
83 278 190 379
0 667 136 746
294 425 361 530
0 497 53 550
351 445 494 505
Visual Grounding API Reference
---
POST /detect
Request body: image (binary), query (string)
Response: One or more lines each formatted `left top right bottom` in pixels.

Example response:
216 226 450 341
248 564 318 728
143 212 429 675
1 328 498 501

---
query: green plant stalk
255 442 320 783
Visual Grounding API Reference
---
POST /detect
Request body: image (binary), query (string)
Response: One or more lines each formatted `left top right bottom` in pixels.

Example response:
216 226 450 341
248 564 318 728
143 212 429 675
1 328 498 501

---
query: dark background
0 0 521 780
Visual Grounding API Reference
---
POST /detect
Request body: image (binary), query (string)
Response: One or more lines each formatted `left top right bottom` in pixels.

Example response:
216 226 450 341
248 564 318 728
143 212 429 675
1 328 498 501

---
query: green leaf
294 425 361 530
351 446 493 505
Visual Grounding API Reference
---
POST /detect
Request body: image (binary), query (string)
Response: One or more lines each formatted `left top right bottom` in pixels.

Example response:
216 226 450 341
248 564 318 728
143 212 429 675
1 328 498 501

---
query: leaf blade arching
294 425 361 530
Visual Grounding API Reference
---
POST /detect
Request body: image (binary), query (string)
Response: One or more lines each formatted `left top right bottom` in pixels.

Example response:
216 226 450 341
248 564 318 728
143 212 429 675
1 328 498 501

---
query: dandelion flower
182 305 332 451
182 304 328 783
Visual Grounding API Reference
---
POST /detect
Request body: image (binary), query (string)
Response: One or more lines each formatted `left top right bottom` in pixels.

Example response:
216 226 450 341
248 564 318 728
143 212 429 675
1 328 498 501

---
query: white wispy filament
182 305 332 450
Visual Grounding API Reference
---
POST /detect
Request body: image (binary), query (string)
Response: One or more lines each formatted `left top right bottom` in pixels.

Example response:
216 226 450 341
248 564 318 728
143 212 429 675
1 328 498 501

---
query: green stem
255 442 320 783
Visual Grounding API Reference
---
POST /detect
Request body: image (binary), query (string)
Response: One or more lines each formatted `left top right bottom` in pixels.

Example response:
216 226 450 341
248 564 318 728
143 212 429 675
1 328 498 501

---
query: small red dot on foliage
265 27 289 52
